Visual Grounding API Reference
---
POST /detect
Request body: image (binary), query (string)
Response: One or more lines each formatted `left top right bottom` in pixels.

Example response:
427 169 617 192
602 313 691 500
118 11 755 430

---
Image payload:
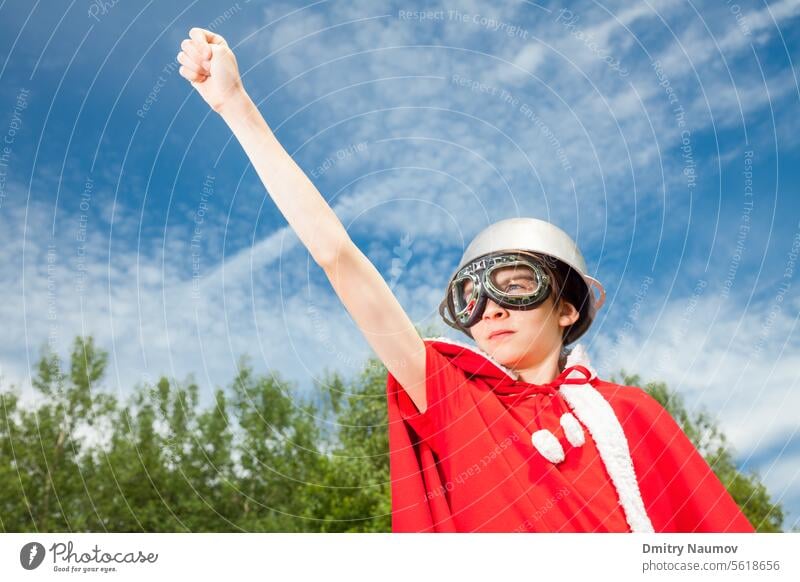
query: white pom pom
531 429 565 464
560 412 585 447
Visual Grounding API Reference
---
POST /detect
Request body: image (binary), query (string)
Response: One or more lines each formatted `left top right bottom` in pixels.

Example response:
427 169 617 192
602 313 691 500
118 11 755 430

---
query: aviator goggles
442 251 552 330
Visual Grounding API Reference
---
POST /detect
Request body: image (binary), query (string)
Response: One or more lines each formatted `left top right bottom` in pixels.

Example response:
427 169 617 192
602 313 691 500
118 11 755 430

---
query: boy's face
469 293 579 372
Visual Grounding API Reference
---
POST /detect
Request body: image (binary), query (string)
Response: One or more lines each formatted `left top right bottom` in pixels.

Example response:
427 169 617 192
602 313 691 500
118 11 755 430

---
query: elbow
314 235 352 270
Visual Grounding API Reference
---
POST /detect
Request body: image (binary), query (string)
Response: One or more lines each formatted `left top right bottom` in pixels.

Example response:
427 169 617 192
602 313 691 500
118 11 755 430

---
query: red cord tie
494 364 593 402
558 365 593 385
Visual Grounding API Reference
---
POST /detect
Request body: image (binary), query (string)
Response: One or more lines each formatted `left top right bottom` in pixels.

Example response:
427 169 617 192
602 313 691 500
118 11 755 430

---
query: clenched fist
177 27 244 113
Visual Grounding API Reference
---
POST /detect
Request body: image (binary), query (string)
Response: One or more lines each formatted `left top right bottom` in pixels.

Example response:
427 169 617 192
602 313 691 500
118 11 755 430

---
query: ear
557 299 580 328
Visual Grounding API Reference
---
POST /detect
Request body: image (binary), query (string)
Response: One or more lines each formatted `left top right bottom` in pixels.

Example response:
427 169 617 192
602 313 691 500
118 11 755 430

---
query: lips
488 329 515 340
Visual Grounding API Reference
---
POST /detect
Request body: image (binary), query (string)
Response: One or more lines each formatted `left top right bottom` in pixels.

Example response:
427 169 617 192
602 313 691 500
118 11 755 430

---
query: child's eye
501 279 536 295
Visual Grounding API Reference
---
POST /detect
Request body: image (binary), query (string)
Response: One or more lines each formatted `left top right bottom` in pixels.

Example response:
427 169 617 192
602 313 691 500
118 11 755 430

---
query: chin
487 335 551 367
483 338 524 364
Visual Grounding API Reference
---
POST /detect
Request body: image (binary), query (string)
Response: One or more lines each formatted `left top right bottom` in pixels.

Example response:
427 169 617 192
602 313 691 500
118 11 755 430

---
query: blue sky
0 0 799 528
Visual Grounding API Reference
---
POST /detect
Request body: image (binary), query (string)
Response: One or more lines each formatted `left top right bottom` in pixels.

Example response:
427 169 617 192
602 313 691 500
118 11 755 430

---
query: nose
482 298 508 321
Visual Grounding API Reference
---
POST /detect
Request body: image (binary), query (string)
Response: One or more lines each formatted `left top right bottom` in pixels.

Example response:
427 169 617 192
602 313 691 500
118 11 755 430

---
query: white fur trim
531 429 565 464
559 384 655 533
560 412 585 447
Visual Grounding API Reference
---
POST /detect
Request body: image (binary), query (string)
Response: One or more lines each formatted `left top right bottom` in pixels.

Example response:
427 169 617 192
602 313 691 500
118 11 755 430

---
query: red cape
386 338 755 533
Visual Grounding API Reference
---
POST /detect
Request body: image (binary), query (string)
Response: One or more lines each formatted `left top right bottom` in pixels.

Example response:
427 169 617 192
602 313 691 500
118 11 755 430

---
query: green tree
0 337 115 532
311 360 391 532
228 355 331 532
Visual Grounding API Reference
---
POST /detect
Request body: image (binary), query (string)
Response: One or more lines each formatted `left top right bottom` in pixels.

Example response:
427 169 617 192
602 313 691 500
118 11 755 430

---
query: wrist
217 86 252 119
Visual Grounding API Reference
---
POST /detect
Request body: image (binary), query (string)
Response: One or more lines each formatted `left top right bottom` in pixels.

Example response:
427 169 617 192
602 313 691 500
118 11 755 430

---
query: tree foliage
0 335 786 532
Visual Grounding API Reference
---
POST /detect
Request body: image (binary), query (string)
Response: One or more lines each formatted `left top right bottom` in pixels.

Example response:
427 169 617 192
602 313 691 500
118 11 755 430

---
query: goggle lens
451 275 480 321
487 264 541 297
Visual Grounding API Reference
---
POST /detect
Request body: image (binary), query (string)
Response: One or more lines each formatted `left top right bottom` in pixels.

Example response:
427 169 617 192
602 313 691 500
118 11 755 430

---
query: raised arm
177 28 429 412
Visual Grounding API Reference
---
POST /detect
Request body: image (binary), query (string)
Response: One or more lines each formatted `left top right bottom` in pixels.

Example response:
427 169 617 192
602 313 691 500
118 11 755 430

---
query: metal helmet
439 217 605 345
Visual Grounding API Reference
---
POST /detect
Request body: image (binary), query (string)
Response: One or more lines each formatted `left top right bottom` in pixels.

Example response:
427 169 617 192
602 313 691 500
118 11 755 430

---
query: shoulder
579 378 693 466
421 336 517 382
590 377 668 419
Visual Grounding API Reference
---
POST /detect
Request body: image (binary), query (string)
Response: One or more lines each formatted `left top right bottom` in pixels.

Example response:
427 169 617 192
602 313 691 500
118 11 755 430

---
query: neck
513 348 562 385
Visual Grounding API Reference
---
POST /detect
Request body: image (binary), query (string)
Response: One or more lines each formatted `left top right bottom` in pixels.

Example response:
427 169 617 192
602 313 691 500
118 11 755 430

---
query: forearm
219 90 349 266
